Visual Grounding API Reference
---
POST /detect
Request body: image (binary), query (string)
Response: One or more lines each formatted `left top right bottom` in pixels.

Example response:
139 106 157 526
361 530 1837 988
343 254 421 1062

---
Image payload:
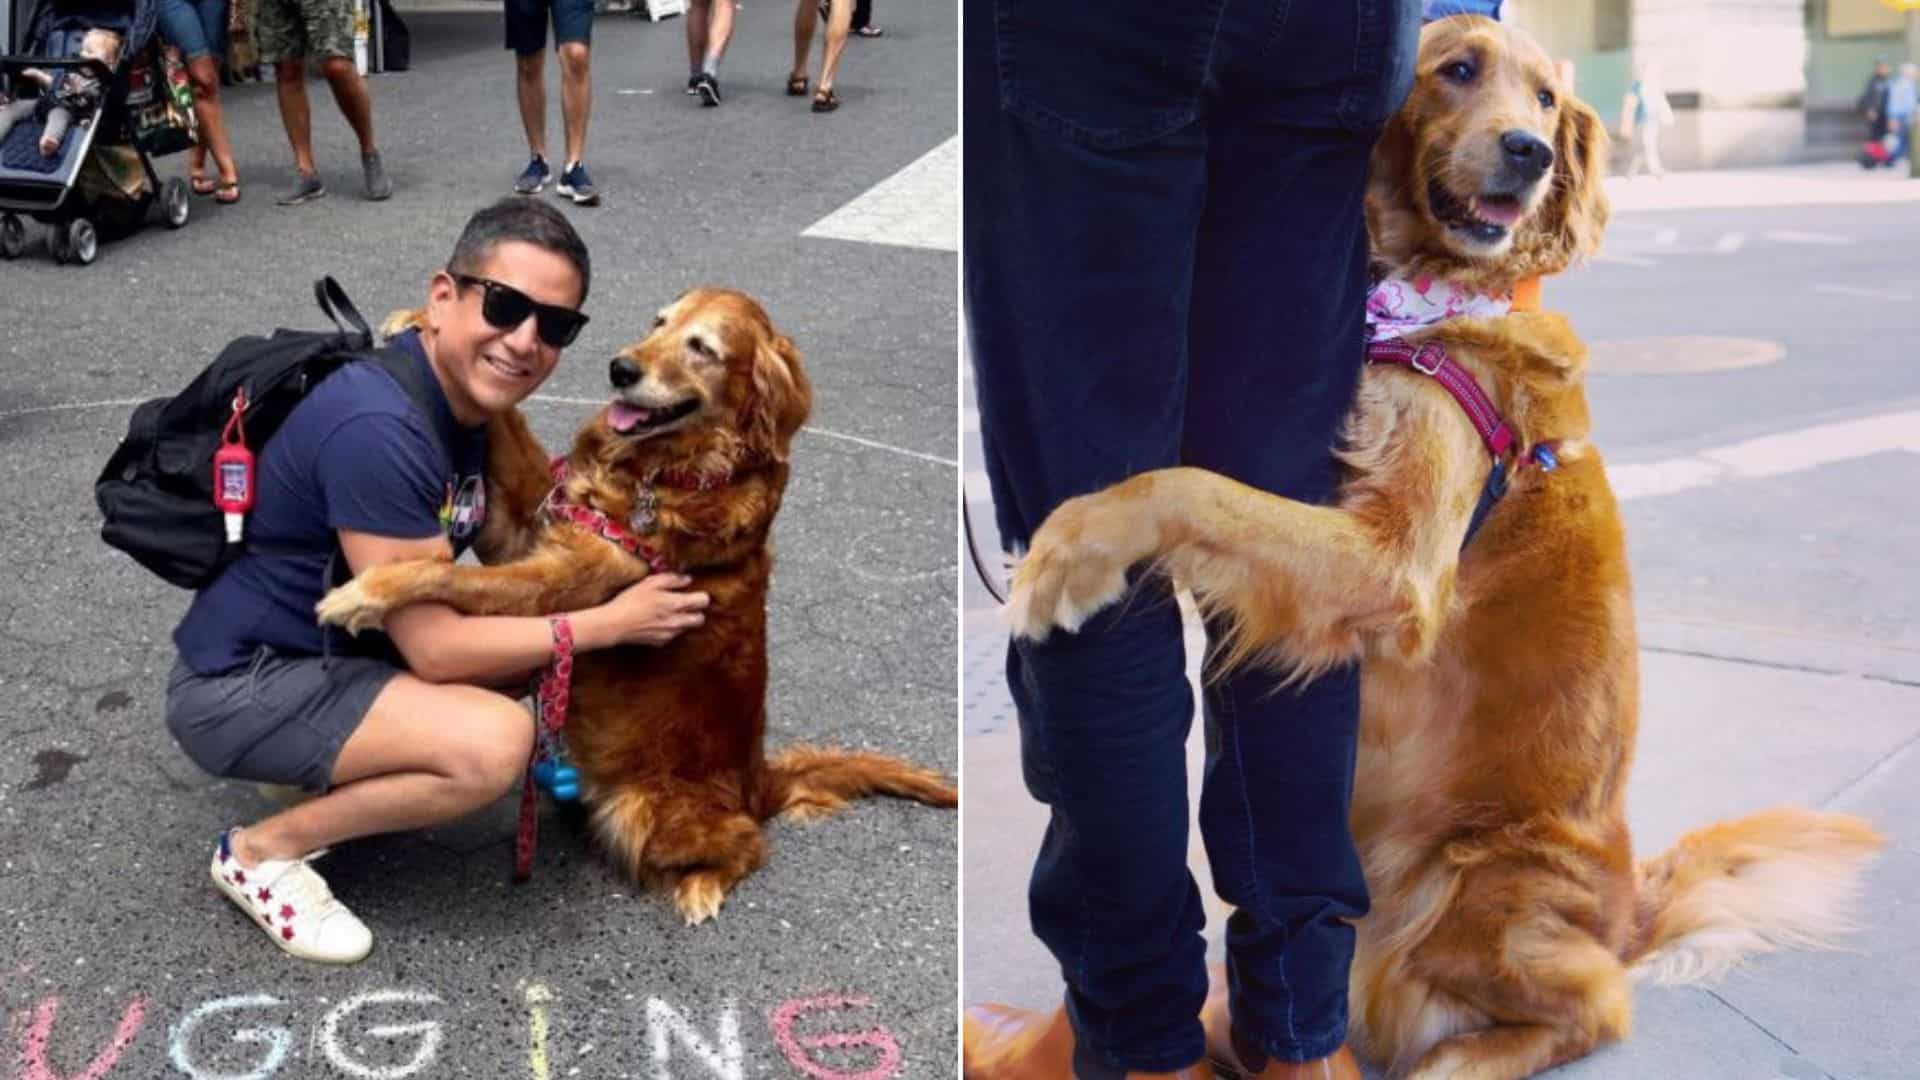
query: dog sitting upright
1010 17 1880 1079
318 288 957 924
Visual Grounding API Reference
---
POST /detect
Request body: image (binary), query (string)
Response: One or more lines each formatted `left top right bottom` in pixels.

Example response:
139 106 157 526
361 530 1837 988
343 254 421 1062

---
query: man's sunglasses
451 273 589 348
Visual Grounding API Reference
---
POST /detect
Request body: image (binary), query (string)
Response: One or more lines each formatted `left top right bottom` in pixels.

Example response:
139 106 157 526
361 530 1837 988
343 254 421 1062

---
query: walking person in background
1620 60 1674 179
257 0 391 203
850 0 879 39
787 0 849 113
157 0 244 203
1859 58 1892 143
683 0 732 106
1884 62 1917 166
507 0 598 203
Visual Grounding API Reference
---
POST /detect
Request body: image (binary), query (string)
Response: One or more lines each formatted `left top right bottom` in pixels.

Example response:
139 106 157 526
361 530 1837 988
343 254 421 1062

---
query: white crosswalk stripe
1811 283 1912 302
1762 229 1851 246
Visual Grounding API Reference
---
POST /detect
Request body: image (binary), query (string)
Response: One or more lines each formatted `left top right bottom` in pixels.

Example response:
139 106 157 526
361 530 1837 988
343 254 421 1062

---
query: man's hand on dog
582 574 710 648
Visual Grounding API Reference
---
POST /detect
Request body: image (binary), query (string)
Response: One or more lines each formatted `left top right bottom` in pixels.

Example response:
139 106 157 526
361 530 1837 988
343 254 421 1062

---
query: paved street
962 165 1920 1079
0 2 956 1077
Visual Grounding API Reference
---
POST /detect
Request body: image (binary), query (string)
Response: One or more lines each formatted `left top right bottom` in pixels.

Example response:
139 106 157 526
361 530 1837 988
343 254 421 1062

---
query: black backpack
96 277 456 589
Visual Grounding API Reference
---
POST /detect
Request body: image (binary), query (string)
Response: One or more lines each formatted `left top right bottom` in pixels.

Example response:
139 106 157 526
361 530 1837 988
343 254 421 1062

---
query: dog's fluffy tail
1626 806 1883 985
757 745 958 823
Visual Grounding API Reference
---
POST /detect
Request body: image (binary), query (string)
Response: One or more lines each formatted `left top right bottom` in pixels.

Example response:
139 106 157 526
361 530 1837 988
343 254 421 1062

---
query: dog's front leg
1012 466 1430 676
316 537 649 634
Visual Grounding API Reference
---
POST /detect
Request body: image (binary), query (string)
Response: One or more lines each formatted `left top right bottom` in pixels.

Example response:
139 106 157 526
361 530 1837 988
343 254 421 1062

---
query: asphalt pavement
0 2 958 1076
961 164 1920 1080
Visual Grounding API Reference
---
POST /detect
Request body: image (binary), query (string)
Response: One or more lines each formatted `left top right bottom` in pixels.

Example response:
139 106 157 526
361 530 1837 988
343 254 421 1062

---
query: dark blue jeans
965 0 1418 1072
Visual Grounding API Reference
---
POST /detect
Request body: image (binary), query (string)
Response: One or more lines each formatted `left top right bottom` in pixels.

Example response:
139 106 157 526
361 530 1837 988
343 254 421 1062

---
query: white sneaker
209 830 373 964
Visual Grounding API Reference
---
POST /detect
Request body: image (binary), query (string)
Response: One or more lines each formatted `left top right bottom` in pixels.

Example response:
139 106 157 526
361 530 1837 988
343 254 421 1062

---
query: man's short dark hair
448 198 592 303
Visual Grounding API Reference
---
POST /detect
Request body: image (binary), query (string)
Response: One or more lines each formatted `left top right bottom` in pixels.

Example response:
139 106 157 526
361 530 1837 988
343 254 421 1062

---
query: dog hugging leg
1011 394 1486 682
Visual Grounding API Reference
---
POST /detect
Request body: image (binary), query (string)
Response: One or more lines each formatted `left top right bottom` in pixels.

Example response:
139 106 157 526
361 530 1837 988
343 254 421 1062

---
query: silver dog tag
629 476 659 534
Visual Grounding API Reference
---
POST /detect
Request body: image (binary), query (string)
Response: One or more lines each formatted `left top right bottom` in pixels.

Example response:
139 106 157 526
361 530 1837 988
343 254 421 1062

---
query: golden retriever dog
1009 17 1880 1079
317 288 958 925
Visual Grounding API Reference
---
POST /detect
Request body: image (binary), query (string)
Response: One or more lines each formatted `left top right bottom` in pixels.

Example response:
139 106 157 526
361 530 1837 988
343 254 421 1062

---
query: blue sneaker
513 155 550 195
556 161 599 207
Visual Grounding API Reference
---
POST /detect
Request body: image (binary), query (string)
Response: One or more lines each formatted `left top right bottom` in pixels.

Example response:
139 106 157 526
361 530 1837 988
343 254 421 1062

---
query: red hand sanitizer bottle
213 388 254 543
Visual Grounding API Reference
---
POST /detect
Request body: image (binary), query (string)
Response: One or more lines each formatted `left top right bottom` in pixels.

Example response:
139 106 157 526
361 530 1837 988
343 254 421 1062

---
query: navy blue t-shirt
173 331 489 675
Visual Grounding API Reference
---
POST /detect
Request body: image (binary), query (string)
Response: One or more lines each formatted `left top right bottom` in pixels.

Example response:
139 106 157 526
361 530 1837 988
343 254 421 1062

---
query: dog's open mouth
1428 179 1525 244
607 397 701 436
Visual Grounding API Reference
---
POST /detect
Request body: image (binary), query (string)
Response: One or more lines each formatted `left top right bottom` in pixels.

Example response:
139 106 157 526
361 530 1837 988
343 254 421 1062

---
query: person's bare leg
187 56 239 186
318 54 377 154
557 41 589 166
789 0 816 84
685 0 707 73
516 49 546 157
702 0 733 71
230 676 532 866
274 55 317 175
815 0 851 92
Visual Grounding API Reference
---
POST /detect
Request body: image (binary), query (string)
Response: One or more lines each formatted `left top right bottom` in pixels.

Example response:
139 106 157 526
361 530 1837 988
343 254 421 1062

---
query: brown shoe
1200 970 1361 1080
964 1003 1216 1080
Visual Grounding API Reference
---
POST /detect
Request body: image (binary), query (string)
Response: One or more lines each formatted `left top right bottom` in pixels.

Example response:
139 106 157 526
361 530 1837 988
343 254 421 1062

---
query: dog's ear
1528 95 1610 275
1364 110 1422 269
379 306 428 342
746 333 811 462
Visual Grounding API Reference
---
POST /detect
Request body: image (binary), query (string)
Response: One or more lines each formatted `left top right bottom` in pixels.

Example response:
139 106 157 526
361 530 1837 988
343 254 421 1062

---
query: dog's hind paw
674 872 728 926
313 579 388 635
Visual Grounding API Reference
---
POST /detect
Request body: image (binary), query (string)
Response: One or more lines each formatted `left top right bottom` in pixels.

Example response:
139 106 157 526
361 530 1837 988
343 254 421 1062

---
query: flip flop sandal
213 181 241 204
786 73 809 96
190 173 218 196
854 25 882 36
811 87 839 113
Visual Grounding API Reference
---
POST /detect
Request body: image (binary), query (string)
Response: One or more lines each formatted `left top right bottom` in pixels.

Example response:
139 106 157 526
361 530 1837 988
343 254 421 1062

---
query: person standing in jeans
962 2 1419 1077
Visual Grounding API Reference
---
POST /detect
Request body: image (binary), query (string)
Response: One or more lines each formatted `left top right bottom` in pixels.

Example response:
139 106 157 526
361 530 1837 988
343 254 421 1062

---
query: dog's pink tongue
607 402 650 434
1472 196 1524 226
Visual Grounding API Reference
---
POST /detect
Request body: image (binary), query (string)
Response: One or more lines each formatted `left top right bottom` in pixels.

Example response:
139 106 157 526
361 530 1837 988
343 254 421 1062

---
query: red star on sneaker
280 904 295 920
234 870 247 884
281 926 294 941
256 888 271 902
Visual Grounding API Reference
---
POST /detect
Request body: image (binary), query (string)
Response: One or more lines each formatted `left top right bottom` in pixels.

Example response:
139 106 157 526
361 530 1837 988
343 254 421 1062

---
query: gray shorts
166 649 401 792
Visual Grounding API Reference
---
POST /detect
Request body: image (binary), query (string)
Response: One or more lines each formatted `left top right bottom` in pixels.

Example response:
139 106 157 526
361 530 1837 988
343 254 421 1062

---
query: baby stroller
0 0 195 265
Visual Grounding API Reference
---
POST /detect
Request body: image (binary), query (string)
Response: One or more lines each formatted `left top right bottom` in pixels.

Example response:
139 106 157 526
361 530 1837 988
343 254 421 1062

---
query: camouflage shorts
254 0 355 63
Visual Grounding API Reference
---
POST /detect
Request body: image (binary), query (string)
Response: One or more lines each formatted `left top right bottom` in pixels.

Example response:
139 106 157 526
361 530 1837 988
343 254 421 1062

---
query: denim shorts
505 0 592 56
155 0 229 62
166 648 400 792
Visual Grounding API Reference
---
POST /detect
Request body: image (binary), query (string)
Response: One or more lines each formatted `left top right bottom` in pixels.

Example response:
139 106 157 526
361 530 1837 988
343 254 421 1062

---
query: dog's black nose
1500 131 1554 180
610 356 641 389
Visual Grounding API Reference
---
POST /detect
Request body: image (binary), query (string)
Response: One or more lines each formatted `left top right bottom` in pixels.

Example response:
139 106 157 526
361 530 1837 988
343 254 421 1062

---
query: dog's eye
652 316 667 330
687 336 717 360
1537 89 1556 110
1442 60 1475 84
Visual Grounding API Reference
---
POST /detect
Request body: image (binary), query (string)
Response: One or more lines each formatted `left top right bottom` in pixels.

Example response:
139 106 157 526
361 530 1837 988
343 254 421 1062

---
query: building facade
1505 0 1916 168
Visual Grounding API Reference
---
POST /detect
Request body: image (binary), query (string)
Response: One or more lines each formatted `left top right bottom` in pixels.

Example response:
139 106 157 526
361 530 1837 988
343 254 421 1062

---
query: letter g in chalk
168 994 291 1080
320 990 444 1079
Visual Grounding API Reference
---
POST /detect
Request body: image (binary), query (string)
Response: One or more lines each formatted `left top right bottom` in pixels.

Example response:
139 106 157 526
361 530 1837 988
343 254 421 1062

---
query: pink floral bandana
1365 275 1512 341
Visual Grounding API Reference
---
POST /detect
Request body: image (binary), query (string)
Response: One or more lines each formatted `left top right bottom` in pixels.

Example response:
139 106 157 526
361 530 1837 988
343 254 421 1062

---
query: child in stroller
0 0 195 265
0 27 125 157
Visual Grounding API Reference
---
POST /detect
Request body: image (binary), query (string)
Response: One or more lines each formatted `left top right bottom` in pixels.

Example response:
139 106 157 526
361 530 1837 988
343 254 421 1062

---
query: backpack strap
366 346 461 467
316 276 375 347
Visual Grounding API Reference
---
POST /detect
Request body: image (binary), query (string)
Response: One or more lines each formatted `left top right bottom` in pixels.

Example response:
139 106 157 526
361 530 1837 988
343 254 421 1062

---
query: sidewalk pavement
961 604 1920 1079
1606 160 1920 213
